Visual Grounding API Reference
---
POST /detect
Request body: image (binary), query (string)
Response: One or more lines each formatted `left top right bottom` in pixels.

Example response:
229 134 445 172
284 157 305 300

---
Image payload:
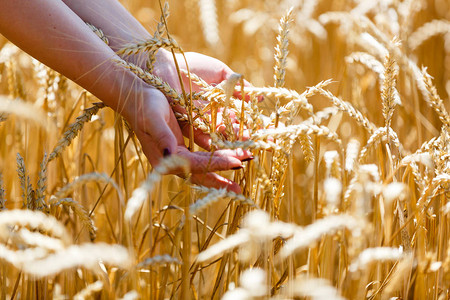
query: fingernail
163 148 171 157
241 156 254 162
231 166 243 170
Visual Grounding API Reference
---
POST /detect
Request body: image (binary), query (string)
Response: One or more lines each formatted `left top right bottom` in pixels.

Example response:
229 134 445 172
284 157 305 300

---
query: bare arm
0 0 146 116
0 0 251 192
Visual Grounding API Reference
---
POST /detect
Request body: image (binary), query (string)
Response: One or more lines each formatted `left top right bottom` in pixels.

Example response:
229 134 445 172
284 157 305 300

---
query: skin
0 0 252 192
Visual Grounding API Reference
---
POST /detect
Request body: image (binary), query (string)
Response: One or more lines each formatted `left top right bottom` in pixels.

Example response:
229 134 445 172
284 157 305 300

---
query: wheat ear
73 281 103 300
0 209 69 242
409 19 450 50
50 197 97 241
190 187 256 214
147 2 170 72
0 173 5 210
198 0 221 48
53 172 121 204
35 153 48 211
117 36 180 56
381 52 398 144
85 23 109 45
420 68 450 128
316 88 376 134
137 255 181 268
16 153 33 209
274 7 294 88
48 102 105 162
125 155 189 221
22 243 131 278
0 96 53 131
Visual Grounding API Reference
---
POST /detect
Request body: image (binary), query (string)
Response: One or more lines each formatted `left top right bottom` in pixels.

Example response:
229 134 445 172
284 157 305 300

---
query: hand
122 82 251 194
122 50 255 193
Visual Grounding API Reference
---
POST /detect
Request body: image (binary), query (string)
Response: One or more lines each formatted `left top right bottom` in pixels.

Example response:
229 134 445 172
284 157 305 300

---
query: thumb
149 114 178 157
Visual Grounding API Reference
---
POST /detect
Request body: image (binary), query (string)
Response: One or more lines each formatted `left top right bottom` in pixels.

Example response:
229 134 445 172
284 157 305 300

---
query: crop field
0 0 450 299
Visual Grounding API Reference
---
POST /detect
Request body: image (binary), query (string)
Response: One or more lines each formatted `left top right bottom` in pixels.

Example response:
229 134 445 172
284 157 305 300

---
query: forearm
0 0 145 116
62 0 166 69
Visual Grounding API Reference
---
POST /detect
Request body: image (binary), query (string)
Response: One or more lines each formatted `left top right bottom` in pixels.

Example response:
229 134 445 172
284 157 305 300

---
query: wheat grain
120 291 139 300
358 126 402 163
324 178 342 208
417 173 450 209
0 244 49 268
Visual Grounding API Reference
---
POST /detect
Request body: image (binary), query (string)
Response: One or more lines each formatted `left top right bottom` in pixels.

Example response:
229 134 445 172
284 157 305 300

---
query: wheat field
0 0 450 299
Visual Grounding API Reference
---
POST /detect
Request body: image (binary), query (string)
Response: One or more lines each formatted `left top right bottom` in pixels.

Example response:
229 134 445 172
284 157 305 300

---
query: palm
129 85 250 193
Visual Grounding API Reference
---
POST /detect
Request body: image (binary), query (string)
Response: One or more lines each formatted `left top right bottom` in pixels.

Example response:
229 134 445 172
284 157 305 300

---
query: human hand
122 50 255 193
122 83 252 194
152 50 253 147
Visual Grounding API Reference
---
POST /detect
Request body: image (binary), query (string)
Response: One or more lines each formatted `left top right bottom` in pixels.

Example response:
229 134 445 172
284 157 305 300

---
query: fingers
191 172 241 194
176 148 252 173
